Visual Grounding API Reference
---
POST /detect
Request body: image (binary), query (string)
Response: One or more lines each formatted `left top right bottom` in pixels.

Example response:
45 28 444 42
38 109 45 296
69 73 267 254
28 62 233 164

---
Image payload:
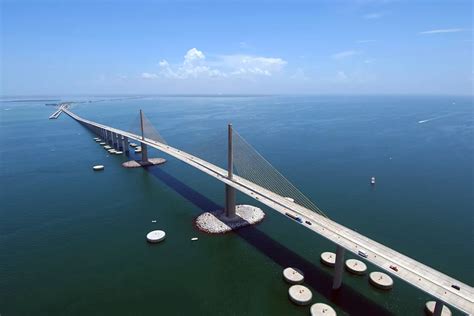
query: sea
0 95 472 315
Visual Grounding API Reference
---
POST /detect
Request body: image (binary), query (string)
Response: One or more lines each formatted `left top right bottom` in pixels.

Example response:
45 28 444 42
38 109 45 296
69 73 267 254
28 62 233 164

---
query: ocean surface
0 95 472 315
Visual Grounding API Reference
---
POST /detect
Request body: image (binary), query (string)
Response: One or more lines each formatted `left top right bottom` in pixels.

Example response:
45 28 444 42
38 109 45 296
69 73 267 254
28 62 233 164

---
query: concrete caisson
369 271 393 290
310 303 337 316
283 267 304 284
345 259 367 275
320 252 336 267
288 285 312 306
146 230 166 243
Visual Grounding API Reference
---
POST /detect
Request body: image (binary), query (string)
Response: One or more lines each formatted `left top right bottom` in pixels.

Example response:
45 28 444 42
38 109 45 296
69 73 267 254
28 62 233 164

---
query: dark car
451 285 461 290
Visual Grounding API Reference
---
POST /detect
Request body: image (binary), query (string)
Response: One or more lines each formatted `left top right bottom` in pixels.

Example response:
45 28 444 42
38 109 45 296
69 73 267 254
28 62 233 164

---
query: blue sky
1 0 472 95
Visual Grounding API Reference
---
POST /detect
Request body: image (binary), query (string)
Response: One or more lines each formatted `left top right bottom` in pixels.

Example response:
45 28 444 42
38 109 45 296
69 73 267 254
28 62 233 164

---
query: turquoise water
0 95 472 315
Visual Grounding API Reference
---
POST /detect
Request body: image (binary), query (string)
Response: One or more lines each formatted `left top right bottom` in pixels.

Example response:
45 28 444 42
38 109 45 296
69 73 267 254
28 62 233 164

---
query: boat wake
417 113 459 124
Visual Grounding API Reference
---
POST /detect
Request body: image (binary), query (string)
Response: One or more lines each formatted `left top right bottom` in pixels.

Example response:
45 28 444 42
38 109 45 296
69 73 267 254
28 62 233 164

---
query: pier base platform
195 205 265 234
122 158 166 168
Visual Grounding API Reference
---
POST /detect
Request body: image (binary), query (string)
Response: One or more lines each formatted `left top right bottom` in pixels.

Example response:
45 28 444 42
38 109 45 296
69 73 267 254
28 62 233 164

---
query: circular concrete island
283 267 304 284
369 271 393 290
345 259 367 275
146 230 166 243
195 205 265 234
425 301 452 316
288 285 312 305
310 303 337 316
320 252 336 267
93 165 104 171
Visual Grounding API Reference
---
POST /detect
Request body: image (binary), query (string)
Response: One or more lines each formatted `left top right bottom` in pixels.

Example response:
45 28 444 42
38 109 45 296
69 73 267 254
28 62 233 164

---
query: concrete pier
225 124 236 218
107 130 112 146
332 245 345 290
123 136 129 153
141 143 148 162
112 133 117 149
117 135 123 150
139 110 149 163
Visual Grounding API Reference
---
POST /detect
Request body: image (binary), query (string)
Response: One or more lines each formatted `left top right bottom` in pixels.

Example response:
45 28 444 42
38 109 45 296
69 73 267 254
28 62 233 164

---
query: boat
370 177 376 185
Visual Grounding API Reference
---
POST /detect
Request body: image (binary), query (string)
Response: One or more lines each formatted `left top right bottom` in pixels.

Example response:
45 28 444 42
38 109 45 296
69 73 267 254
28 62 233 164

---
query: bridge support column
118 135 123 150
433 300 444 316
332 245 345 290
123 136 129 153
107 131 113 146
114 133 119 149
139 109 149 163
141 144 148 162
225 123 236 218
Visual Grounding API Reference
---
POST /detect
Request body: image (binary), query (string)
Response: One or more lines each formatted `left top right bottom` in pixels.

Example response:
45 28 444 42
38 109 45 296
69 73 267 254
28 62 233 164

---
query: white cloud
223 55 287 76
419 28 464 35
184 47 205 64
158 60 169 67
332 50 359 60
141 72 158 79
363 12 383 19
151 48 287 80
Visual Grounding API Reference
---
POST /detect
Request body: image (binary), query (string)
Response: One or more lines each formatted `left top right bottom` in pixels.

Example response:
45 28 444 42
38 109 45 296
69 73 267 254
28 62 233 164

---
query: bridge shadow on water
143 165 393 316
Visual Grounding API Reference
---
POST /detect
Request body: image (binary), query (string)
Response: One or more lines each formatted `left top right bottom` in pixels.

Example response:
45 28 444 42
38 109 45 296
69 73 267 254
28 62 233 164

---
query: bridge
59 107 473 315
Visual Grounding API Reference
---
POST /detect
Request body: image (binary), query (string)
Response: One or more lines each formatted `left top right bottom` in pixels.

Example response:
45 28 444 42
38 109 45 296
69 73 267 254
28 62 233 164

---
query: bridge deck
63 108 473 314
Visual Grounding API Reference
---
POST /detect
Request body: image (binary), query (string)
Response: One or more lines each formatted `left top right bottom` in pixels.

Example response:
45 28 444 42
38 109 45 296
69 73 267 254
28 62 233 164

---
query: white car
358 250 368 258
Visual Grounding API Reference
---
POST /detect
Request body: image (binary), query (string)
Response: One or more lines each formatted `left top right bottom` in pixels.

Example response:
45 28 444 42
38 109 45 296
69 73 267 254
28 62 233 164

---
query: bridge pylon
225 123 236 218
139 109 149 162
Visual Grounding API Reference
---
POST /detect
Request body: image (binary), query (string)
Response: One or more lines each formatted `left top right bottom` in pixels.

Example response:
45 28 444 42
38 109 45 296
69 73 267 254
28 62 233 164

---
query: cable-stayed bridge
60 107 473 315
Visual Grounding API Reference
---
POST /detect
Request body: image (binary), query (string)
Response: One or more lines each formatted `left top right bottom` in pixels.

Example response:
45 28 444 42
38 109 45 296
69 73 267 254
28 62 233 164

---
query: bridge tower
140 109 149 162
225 123 236 218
